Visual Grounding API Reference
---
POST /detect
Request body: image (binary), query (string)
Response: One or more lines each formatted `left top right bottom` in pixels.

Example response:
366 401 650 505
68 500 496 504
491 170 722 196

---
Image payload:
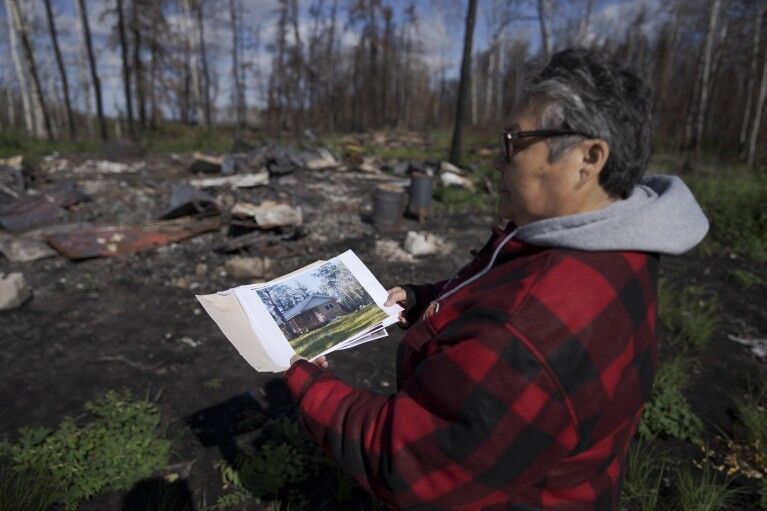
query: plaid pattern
285 225 659 510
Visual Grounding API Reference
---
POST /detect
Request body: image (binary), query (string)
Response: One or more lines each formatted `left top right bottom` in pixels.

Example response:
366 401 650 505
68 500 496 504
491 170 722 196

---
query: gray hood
515 175 709 255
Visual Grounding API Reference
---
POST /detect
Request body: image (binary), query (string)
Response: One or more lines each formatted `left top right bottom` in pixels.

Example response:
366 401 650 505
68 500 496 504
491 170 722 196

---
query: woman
285 49 709 510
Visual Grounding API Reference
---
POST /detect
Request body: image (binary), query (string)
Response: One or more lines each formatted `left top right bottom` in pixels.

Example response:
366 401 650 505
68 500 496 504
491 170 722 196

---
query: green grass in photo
290 304 389 360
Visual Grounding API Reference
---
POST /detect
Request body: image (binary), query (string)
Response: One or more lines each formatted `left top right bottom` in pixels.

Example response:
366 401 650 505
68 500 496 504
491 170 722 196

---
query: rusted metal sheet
46 217 222 260
0 182 89 232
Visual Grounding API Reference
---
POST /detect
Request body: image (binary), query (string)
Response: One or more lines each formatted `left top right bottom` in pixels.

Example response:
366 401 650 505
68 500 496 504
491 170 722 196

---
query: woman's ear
579 139 610 183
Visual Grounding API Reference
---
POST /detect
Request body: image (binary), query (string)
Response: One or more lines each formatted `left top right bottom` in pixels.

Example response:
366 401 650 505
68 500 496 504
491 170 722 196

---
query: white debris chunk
728 334 767 359
439 171 474 190
189 173 269 189
0 272 32 310
403 231 441 257
0 235 57 263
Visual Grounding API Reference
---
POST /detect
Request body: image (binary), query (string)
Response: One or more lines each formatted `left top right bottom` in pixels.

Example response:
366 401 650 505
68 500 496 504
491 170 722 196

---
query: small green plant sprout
0 389 170 511
203 378 223 391
674 462 741 511
728 269 764 288
638 355 703 442
658 279 719 350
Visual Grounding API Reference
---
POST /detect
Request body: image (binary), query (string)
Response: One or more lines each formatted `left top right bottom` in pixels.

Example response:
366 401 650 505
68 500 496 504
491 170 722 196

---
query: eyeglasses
500 129 594 163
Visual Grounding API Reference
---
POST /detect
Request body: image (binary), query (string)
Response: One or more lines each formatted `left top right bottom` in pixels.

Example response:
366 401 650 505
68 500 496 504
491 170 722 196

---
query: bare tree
5 0 34 135
196 0 212 127
739 3 765 158
116 0 136 141
229 0 245 140
74 0 94 137
694 0 722 154
7 0 53 141
44 0 75 138
748 12 767 168
449 0 478 165
77 0 108 141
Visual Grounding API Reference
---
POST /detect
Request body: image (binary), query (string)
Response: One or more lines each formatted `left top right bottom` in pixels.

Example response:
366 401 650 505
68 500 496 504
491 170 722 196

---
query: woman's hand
290 354 329 369
385 286 409 325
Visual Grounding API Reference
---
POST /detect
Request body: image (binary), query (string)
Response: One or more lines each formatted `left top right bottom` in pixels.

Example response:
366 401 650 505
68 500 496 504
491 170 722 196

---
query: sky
0 0 662 119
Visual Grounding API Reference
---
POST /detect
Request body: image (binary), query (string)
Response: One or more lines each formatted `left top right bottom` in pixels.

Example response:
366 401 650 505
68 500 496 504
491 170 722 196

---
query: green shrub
638 356 703 442
0 389 170 511
760 477 767 509
686 173 767 262
658 279 719 350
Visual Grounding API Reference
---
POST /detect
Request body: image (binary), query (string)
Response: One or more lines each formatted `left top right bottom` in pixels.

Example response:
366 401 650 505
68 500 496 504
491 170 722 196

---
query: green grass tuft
620 440 666 511
659 279 719 350
674 464 740 511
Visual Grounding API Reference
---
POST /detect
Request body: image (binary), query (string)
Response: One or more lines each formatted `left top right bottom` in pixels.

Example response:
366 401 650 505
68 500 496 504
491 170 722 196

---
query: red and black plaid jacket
285 223 659 510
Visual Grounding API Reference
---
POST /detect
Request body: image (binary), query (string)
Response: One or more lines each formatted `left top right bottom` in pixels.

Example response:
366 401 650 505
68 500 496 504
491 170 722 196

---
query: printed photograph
255 259 389 360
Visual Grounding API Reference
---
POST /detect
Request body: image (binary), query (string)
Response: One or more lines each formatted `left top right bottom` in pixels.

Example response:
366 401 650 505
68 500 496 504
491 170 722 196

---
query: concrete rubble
0 272 32 310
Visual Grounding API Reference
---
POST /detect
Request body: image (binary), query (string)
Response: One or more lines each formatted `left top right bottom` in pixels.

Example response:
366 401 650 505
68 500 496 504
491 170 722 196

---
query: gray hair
516 49 655 199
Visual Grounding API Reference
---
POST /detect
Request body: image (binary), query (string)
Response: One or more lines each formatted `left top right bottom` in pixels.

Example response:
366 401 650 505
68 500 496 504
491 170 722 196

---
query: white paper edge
196 292 287 372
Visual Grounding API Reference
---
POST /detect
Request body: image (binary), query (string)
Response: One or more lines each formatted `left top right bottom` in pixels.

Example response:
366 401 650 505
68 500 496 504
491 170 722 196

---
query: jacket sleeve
284 314 580 509
399 280 448 326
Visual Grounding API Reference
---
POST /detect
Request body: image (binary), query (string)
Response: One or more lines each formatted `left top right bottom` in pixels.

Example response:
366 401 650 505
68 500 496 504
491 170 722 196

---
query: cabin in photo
276 294 344 338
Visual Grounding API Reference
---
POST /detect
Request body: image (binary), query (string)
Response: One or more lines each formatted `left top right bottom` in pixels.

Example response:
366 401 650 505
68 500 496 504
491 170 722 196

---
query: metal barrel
372 183 406 230
408 172 433 222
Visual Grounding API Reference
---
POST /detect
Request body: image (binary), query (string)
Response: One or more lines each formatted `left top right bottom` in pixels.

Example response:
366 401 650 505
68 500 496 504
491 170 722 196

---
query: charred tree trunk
44 0 75 138
131 0 146 130
449 0 478 165
116 0 136 141
77 0 108 141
